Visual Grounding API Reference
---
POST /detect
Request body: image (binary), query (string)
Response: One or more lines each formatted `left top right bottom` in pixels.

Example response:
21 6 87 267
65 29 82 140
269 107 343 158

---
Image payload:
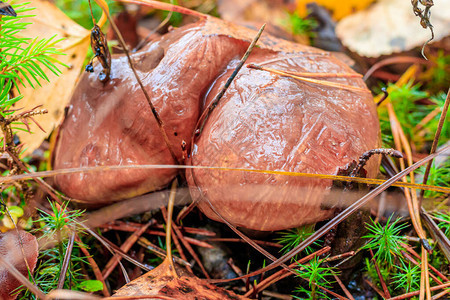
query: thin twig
137 237 191 268
419 87 450 202
363 56 430 81
175 201 198 224
365 278 386 299
102 221 152 280
162 211 192 272
134 0 174 51
76 235 110 297
248 64 369 93
369 249 390 298
165 180 178 276
116 0 207 18
206 238 282 248
171 215 211 278
80 225 134 281
1 164 449 194
387 281 450 300
244 247 331 297
332 271 355 300
57 231 75 289
193 24 265 137
211 146 449 283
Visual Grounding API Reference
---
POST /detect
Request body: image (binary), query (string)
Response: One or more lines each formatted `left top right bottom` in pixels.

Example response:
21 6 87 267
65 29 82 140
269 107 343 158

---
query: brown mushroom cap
187 49 380 231
53 22 249 204
0 230 38 300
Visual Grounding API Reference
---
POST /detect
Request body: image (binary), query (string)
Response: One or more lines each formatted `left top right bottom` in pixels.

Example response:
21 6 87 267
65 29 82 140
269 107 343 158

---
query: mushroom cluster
53 17 380 230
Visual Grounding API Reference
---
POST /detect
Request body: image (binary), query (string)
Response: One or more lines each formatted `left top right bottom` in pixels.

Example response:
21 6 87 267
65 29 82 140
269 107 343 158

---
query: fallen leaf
335 0 450 57
217 0 300 43
15 0 90 155
0 230 38 300
296 0 376 20
114 258 247 299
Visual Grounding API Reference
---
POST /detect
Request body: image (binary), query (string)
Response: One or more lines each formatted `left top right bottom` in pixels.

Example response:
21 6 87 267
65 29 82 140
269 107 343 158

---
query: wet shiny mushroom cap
188 49 380 231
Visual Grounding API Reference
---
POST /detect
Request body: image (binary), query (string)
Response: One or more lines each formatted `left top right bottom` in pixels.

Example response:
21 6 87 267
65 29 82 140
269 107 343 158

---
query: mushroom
187 49 380 231
53 22 249 204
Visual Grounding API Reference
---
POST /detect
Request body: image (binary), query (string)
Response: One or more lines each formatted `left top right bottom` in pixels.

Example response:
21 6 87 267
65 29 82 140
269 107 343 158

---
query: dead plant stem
165 180 178 276
419 87 450 202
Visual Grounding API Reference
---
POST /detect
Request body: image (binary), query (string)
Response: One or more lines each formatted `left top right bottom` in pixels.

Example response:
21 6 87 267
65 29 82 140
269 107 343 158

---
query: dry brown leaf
15 0 90 155
336 0 450 57
0 230 38 300
114 258 247 299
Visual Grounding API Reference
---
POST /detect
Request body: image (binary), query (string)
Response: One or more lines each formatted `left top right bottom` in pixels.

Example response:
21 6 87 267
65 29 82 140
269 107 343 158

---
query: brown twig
137 237 191 268
432 288 450 300
369 249 391 298
175 201 198 224
159 207 195 272
364 278 386 299
76 235 110 297
80 225 135 281
211 145 450 283
164 208 211 279
57 231 75 289
164 180 178 276
102 221 153 280
400 250 443 285
363 56 430 81
387 281 450 300
419 87 450 203
193 24 266 138
333 271 355 300
206 237 282 248
248 63 369 93
244 247 331 297
183 236 214 249
116 0 207 18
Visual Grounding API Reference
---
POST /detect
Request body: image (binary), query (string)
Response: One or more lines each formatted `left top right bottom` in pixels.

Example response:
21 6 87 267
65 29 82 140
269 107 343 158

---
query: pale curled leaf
336 0 450 57
15 0 90 155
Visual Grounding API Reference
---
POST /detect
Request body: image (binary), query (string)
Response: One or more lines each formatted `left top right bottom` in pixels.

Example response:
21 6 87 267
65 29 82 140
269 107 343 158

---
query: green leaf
77 280 103 292
8 206 24 217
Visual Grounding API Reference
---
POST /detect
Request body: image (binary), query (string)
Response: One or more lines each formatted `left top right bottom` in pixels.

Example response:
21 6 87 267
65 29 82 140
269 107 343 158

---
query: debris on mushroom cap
188 49 380 232
0 230 38 300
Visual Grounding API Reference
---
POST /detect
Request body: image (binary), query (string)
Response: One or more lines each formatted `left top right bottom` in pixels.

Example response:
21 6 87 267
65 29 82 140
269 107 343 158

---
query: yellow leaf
14 0 90 156
296 0 376 20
